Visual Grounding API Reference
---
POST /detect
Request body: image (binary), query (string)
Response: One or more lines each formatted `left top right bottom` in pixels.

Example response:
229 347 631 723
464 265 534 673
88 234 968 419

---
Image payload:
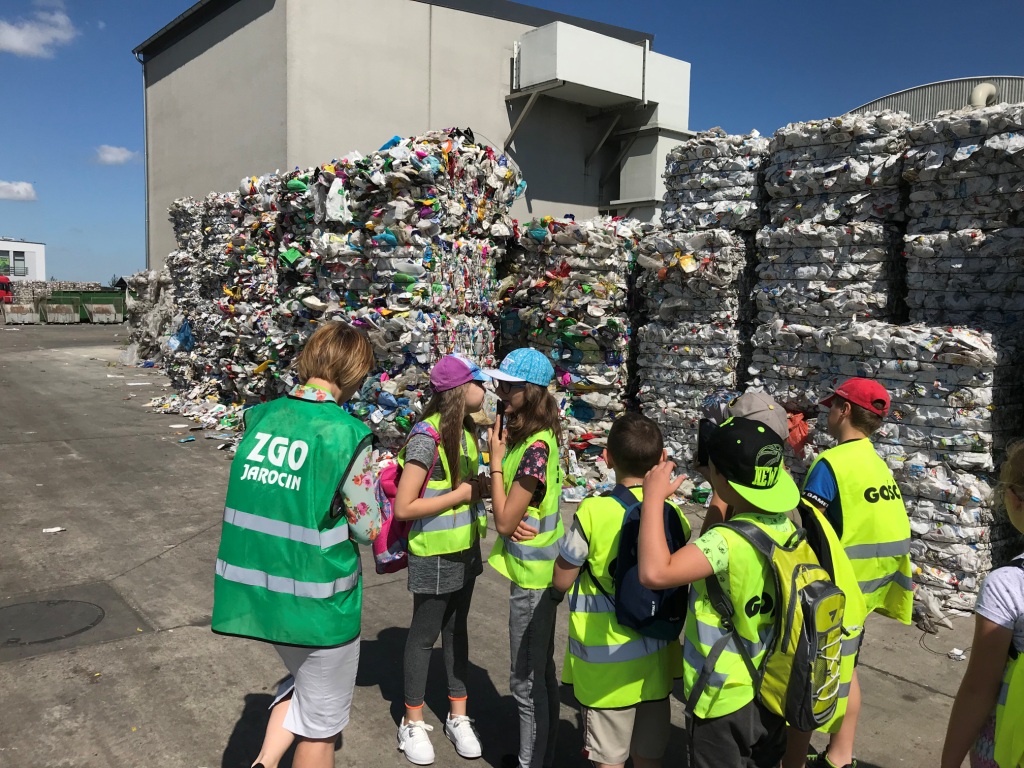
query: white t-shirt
974 553 1024 655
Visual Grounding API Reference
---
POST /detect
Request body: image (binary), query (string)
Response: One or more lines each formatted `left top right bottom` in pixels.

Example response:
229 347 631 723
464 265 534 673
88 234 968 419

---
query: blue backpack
586 484 691 641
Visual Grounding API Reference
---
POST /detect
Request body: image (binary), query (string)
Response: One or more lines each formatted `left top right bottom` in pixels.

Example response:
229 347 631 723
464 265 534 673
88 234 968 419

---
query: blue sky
1 0 1023 281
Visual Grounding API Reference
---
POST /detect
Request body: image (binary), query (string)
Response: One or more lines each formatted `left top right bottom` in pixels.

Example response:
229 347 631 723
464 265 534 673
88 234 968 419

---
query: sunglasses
495 380 527 392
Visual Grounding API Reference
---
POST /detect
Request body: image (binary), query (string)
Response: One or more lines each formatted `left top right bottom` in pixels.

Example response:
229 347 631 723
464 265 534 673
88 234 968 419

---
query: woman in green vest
393 354 490 766
484 347 565 768
212 322 381 768
942 440 1024 768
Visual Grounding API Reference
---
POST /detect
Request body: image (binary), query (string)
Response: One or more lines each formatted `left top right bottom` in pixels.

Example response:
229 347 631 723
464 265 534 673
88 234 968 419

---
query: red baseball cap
820 378 891 416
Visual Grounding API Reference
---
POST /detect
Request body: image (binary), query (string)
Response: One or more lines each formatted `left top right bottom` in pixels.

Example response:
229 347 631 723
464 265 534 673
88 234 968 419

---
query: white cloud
0 181 38 201
0 9 77 57
97 20 106 31
96 145 139 165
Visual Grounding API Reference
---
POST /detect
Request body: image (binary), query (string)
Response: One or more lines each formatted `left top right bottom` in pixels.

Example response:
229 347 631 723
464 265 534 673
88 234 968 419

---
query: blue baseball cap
483 347 554 387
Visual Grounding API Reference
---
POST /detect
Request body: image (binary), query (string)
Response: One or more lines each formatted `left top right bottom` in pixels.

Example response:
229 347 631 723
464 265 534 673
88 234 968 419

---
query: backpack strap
402 422 442 498
580 486 634 604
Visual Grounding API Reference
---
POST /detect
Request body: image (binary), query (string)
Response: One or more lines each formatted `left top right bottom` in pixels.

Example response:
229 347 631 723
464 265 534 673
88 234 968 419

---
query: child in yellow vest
552 413 690 768
640 417 803 768
802 378 913 768
485 348 565 768
942 440 1024 768
394 355 491 765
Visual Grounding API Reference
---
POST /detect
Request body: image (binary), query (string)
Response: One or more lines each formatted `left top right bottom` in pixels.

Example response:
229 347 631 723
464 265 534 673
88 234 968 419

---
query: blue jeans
508 583 562 768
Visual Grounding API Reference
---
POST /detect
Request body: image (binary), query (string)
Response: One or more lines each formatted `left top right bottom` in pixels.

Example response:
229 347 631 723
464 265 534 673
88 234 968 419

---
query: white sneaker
445 715 482 759
397 718 435 765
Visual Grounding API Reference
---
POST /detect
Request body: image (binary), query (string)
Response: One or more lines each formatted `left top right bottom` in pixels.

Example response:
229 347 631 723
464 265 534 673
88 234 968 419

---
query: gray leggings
403 579 476 708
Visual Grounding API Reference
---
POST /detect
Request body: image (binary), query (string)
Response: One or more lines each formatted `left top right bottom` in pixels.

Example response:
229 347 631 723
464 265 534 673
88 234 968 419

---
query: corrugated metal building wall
849 76 1024 121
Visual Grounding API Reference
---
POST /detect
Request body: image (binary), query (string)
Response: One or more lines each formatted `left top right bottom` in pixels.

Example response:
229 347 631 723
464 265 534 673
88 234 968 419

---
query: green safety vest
562 487 687 708
212 395 370 647
683 513 795 720
995 558 1024 768
400 413 487 557
488 429 564 589
996 651 1024 768
806 439 914 623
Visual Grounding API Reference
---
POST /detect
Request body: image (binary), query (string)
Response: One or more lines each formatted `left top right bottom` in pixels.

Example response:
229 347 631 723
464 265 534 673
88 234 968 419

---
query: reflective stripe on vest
568 592 615 613
488 429 564 589
224 506 350 548
568 636 669 664
844 541 910 560
805 440 913 623
859 570 914 595
684 636 728 689
505 538 561 562
216 558 361 599
693 614 772 659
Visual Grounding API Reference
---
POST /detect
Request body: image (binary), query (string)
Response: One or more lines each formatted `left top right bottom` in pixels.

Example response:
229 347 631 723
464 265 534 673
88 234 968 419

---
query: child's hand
511 519 538 542
488 425 506 469
477 473 492 499
458 480 482 504
644 461 686 502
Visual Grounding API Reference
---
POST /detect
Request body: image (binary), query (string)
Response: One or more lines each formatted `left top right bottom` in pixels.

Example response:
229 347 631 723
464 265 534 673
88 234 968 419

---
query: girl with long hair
942 440 1024 768
394 355 490 765
484 347 565 768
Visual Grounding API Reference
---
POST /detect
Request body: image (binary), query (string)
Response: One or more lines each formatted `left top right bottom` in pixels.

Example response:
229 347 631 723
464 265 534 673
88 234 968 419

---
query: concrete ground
0 325 974 768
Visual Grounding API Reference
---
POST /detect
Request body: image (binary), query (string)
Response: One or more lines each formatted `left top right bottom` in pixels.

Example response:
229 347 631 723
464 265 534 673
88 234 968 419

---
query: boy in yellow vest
802 378 913 768
639 417 802 768
552 412 690 768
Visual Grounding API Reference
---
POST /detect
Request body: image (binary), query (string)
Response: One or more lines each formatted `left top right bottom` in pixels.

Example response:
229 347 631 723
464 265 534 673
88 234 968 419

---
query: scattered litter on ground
42 527 66 534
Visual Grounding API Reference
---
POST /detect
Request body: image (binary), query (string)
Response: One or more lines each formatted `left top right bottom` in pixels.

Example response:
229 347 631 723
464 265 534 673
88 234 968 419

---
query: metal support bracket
585 113 622 170
504 90 541 150
600 130 641 187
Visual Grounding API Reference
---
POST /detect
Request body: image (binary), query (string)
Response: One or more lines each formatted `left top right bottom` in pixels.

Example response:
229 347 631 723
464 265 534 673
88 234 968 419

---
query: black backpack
584 484 691 641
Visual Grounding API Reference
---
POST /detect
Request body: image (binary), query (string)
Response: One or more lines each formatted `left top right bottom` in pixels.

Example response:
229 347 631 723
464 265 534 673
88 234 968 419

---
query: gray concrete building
134 0 693 270
849 76 1024 122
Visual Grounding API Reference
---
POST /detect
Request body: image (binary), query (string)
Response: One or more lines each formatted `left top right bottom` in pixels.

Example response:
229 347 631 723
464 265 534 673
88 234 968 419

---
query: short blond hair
296 322 374 391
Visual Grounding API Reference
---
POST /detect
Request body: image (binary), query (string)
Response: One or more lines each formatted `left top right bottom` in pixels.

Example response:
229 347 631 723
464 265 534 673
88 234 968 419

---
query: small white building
0 240 46 282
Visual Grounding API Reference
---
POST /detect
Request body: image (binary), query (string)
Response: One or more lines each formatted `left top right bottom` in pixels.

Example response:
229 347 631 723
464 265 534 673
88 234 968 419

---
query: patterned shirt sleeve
694 529 730 574
338 444 381 546
513 440 548 505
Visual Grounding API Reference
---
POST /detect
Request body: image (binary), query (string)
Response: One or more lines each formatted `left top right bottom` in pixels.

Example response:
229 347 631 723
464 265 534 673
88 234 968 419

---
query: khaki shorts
583 698 671 765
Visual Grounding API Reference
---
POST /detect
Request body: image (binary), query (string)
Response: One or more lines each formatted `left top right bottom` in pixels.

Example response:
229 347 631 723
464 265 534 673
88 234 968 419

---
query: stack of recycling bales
149 129 523 450
661 128 767 230
634 228 751 462
750 111 912 477
751 318 1023 611
896 103 1024 609
162 195 210 387
498 216 641 493
635 129 768 465
902 103 1024 327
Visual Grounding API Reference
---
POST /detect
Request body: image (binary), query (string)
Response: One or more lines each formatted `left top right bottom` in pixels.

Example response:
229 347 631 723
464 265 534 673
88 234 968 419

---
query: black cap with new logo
707 416 801 514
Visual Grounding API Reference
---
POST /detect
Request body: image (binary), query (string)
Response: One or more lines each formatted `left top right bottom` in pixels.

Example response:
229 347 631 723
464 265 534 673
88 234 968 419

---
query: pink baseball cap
430 354 490 392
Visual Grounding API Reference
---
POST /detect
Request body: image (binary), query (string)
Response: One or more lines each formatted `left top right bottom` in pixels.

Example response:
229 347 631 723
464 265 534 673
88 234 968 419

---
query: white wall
0 241 46 282
144 0 287 269
141 0 682 268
